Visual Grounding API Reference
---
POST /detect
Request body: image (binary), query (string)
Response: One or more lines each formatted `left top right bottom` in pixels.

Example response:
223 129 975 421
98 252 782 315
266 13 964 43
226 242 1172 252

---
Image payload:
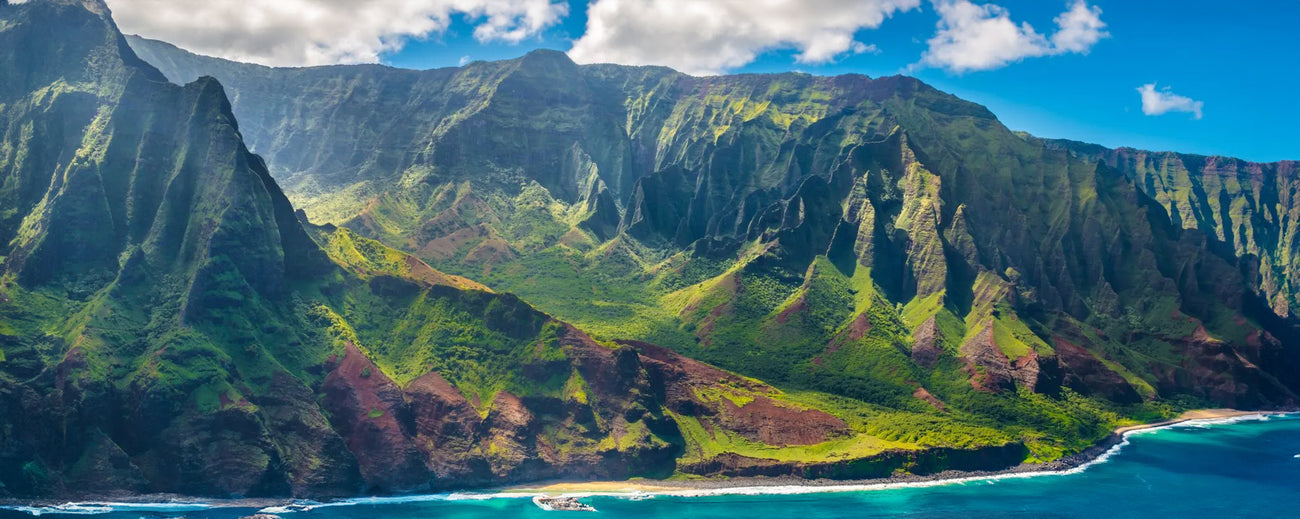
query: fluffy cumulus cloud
1137 83 1204 120
921 0 1107 73
567 0 921 76
103 0 567 66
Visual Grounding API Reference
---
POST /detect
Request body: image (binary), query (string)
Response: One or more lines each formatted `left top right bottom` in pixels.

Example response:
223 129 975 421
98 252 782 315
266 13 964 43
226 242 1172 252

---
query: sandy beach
504 480 691 494
1113 408 1267 434
506 408 1294 496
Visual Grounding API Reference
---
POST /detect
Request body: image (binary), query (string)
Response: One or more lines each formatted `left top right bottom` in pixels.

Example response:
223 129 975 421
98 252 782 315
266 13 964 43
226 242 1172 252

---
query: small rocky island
533 495 597 512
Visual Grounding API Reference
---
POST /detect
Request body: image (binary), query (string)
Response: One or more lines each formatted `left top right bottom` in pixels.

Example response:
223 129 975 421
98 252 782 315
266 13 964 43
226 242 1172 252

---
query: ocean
5 414 1297 519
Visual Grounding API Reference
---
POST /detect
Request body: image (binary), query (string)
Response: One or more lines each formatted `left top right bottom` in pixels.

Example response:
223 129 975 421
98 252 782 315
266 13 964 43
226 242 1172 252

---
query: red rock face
321 343 431 492
717 396 849 446
1157 325 1295 408
1052 337 1141 404
774 294 807 324
956 323 1052 394
628 340 849 447
910 317 942 368
404 372 487 481
846 312 874 341
912 387 947 412
1009 351 1042 391
311 327 696 493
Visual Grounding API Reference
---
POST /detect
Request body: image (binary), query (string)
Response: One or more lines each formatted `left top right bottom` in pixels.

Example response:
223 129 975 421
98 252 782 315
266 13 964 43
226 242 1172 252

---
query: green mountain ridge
122 32 1300 417
1 0 1298 500
1 0 1129 499
1037 137 1300 318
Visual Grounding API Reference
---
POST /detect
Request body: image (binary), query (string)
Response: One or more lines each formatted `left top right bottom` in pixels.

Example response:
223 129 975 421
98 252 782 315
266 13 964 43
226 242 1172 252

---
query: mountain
126 30 1300 415
1037 138 1300 318
2 0 1296 500
0 0 1060 499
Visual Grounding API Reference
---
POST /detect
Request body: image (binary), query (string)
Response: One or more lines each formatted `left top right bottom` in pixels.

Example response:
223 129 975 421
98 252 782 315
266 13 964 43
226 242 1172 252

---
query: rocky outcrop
1052 337 1141 404
961 326 1035 393
1044 141 1300 320
321 343 430 492
629 341 850 446
911 317 942 368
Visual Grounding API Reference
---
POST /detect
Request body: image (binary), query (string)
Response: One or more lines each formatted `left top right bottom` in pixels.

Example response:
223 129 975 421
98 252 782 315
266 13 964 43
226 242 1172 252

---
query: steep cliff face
4 0 990 499
0 0 348 497
3 0 1294 499
126 32 1300 423
1042 139 1300 320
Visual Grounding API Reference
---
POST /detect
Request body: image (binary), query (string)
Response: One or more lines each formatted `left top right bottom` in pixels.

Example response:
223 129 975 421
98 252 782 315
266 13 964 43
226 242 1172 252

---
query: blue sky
108 0 1299 162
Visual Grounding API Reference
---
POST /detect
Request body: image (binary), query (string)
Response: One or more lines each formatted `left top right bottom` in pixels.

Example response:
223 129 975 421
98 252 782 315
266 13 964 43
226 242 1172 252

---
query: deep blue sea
6 414 1298 519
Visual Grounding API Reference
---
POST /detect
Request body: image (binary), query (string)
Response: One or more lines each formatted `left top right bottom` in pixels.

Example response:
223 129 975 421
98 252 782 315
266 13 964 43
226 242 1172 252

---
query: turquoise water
6 414 1298 518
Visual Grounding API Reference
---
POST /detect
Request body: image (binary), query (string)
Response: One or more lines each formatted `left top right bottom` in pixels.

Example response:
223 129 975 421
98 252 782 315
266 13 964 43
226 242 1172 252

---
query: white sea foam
0 501 211 516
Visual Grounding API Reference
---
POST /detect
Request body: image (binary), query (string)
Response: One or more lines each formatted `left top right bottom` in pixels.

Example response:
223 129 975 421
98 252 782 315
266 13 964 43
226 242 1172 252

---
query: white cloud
458 55 472 66
1137 83 1204 120
1050 0 1107 53
920 0 1107 73
853 42 883 55
567 0 921 76
103 0 567 66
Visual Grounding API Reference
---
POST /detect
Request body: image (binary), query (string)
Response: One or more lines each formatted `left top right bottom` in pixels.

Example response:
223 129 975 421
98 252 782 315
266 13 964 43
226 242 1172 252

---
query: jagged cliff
2 0 1021 499
126 32 1300 418
1 0 1296 500
1041 138 1300 320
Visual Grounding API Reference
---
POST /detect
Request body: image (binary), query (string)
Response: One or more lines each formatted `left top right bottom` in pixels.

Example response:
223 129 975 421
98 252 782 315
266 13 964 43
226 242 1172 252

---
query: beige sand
1113 408 1267 435
504 480 689 494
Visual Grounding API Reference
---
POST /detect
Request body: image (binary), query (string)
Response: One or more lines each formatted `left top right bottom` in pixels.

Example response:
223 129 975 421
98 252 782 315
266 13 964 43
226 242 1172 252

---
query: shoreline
1112 408 1264 434
2 409 1293 512
506 408 1289 496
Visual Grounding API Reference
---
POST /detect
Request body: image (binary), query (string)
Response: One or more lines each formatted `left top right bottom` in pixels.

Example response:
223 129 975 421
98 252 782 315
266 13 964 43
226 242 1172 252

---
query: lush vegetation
1 0 1296 500
125 18 1300 477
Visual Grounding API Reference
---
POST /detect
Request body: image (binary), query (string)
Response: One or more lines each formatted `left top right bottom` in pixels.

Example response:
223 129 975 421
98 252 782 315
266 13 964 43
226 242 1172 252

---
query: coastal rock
1159 326 1297 408
405 372 490 482
256 371 364 496
63 429 146 494
321 343 431 493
